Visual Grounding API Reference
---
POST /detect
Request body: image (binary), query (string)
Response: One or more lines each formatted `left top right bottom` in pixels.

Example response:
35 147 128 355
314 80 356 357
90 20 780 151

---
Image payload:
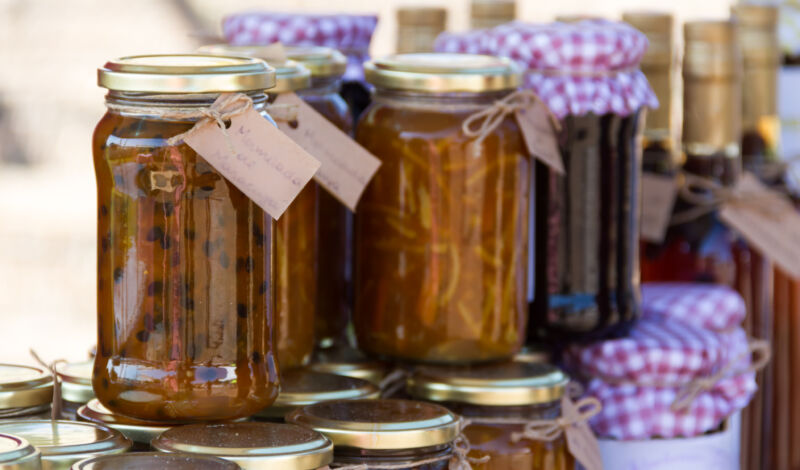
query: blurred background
0 0 735 364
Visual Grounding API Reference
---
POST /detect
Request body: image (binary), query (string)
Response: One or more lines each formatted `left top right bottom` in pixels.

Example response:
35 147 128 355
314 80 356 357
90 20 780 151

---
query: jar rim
286 46 348 78
0 363 53 410
0 420 131 462
0 433 39 465
196 46 312 93
77 399 174 444
56 360 94 404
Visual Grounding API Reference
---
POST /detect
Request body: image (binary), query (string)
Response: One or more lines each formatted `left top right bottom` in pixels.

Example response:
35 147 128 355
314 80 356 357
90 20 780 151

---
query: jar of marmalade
93 54 280 421
355 53 529 364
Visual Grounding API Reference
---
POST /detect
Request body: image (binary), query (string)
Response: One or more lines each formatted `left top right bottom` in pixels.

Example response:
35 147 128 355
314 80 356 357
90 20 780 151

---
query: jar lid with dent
308 347 388 386
0 364 53 412
56 361 94 404
71 452 239 470
683 21 742 78
0 420 131 468
77 399 175 445
364 53 521 93
285 46 348 78
286 399 462 450
407 362 569 406
623 12 675 66
0 433 40 469
257 370 379 420
98 54 276 93
152 422 333 470
196 45 312 93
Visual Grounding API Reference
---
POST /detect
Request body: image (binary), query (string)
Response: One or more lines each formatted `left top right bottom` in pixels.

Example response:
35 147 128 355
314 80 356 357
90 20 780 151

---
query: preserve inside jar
287 399 462 469
355 53 529 363
408 362 574 470
72 452 239 470
77 398 175 451
0 364 53 419
93 54 280 421
152 422 334 470
0 433 40 469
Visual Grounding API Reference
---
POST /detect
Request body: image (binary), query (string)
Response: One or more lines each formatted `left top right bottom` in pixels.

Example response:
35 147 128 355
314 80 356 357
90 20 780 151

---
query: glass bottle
93 55 280 421
396 8 448 54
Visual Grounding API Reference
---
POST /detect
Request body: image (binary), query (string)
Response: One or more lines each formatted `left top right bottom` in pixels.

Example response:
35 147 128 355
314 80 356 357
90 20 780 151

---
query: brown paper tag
184 106 321 220
720 172 800 279
260 42 288 61
562 396 604 470
274 92 382 211
640 172 679 243
514 103 565 174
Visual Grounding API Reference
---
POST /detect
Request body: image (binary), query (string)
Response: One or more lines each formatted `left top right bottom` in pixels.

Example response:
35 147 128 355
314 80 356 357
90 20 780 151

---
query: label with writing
720 172 800 279
562 396 603 470
274 92 382 211
515 102 565 174
184 105 321 220
640 172 679 243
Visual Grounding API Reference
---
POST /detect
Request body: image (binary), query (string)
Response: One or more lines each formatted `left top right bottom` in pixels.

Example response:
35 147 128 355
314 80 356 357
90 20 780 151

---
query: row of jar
0 360 577 469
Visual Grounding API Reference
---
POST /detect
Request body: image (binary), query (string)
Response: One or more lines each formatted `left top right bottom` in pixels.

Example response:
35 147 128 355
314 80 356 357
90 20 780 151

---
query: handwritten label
184 106 321 219
562 396 604 470
274 92 382 211
515 102 565 174
720 172 800 279
640 172 679 243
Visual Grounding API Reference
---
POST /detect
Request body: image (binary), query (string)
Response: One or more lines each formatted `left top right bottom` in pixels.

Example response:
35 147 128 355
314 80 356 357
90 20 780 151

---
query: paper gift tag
720 172 800 279
515 102 565 174
184 95 321 220
273 92 382 211
562 396 604 470
640 172 679 243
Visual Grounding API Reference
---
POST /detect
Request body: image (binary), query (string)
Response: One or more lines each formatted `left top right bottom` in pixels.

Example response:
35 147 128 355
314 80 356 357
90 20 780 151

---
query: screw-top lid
72 452 239 470
0 433 41 469
0 420 131 469
285 46 348 78
98 54 276 93
196 45 311 93
308 347 388 386
152 422 333 470
56 361 94 405
0 364 53 412
287 399 461 450
77 399 174 445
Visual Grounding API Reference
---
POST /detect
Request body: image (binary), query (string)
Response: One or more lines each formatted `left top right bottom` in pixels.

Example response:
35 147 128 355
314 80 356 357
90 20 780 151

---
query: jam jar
0 433 41 470
355 53 529 364
93 54 280 421
152 422 333 470
408 362 574 470
287 399 463 469
72 452 239 470
0 364 53 420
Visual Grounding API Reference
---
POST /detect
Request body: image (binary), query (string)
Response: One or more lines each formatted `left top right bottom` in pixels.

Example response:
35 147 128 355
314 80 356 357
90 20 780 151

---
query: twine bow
462 89 560 158
30 349 65 421
509 397 602 443
165 93 254 154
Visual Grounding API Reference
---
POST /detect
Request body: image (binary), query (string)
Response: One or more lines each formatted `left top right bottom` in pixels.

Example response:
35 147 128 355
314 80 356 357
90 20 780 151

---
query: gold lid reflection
0 433 40 469
0 364 53 411
196 45 310 93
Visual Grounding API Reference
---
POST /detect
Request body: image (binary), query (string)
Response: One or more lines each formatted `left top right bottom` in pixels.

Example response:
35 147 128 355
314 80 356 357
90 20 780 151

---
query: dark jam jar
287 399 462 469
93 55 280 422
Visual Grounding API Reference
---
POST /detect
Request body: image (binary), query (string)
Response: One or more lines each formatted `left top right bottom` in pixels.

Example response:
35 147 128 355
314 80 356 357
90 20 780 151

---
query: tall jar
355 53 529 364
93 55 280 421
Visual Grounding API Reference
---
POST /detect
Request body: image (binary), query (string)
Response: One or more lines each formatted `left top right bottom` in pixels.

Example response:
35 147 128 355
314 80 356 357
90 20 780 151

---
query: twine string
378 369 409 398
165 93 254 154
29 349 65 421
511 397 601 443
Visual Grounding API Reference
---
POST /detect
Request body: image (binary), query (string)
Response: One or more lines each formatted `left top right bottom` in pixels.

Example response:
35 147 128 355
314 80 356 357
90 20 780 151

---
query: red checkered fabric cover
222 12 378 81
642 283 747 332
434 19 658 118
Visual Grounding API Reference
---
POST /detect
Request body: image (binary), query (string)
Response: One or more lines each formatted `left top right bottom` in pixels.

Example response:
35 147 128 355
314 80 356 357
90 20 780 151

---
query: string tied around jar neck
30 349 65 421
377 368 409 398
164 93 254 151
461 89 560 158
512 397 600 443
326 434 488 470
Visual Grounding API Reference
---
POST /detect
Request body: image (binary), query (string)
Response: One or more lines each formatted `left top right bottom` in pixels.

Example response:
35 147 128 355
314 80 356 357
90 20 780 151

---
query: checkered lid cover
642 282 747 332
222 12 378 81
435 19 658 118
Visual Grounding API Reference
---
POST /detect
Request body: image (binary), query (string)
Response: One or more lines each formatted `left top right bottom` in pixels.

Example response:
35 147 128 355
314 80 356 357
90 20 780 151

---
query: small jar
56 361 94 420
0 364 53 420
396 8 448 54
256 370 379 420
93 54 280 421
77 399 174 451
0 433 41 469
72 452 238 470
287 399 462 469
152 422 333 470
0 420 131 469
408 362 574 470
309 346 388 386
355 53 529 363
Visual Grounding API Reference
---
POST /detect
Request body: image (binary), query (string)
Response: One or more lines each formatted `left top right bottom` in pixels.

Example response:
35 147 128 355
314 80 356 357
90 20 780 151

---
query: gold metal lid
514 345 553 364
683 21 741 78
56 361 94 404
72 452 239 470
0 433 40 468
285 46 348 78
407 362 569 406
77 399 173 445
471 0 516 19
257 370 379 419
98 54 276 93
397 7 447 26
0 420 131 469
196 45 311 93
308 347 388 386
623 12 675 66
364 53 521 93
732 4 780 65
0 364 53 410
152 422 333 470
286 399 461 450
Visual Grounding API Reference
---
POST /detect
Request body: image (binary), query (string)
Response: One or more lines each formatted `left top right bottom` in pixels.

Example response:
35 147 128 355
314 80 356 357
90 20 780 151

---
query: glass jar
309 345 388 386
72 452 239 470
470 0 516 30
256 370 379 420
287 399 462 469
396 8 448 54
0 364 53 420
407 362 574 470
355 53 529 363
93 54 280 421
56 361 94 420
77 399 174 451
152 422 333 470
0 433 40 470
0 421 131 469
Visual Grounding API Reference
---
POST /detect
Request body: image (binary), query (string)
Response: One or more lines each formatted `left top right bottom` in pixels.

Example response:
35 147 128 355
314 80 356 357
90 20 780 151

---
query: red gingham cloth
642 283 746 332
222 12 378 81
434 19 658 118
